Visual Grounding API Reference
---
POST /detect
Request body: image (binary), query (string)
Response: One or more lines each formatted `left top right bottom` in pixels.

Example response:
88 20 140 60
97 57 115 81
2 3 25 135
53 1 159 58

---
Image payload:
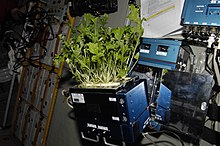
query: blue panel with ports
181 0 220 26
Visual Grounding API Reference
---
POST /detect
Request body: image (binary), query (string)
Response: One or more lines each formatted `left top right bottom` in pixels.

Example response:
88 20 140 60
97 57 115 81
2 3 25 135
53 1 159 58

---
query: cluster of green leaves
54 5 144 86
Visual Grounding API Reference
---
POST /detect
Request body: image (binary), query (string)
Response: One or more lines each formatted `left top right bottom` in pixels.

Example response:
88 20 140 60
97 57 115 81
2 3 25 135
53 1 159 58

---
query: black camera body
69 0 118 16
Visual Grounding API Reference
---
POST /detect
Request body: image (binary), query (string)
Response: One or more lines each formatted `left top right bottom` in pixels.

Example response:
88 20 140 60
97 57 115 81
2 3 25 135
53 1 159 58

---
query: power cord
142 130 185 146
61 89 74 109
3 4 55 71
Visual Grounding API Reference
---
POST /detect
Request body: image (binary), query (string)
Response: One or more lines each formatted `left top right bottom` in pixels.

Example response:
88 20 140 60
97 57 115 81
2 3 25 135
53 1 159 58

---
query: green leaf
118 69 127 78
87 43 99 54
91 52 104 62
99 14 109 26
134 52 139 60
127 5 141 25
112 27 124 40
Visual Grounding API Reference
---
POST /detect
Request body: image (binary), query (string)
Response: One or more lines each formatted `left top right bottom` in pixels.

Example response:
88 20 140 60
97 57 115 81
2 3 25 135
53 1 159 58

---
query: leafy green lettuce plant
54 5 144 86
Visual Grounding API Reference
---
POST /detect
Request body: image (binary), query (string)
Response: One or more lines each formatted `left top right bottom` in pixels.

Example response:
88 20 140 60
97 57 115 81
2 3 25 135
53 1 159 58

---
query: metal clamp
103 137 126 146
81 132 99 143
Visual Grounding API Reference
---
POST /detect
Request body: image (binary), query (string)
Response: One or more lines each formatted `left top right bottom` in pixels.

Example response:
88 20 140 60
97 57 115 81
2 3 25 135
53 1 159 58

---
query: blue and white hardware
138 38 182 70
181 0 220 27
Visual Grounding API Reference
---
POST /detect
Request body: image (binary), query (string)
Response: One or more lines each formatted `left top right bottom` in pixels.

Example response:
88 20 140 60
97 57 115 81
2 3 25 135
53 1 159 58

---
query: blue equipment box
181 0 220 27
155 83 172 123
138 38 181 70
69 79 150 144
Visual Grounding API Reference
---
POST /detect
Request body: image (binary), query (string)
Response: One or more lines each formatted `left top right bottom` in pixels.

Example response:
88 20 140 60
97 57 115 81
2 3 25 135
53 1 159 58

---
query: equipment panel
138 38 181 70
69 79 150 144
181 0 220 26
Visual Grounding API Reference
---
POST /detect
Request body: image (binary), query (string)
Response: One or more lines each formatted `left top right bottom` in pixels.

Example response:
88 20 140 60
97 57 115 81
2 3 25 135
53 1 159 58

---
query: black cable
143 130 185 146
3 4 57 70
163 130 185 146
178 44 196 71
212 121 216 131
166 124 181 132
1 0 58 72
183 39 208 48
210 92 218 105
180 44 194 55
142 134 159 146
205 52 214 75
215 49 220 69
140 140 176 146
26 7 55 42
